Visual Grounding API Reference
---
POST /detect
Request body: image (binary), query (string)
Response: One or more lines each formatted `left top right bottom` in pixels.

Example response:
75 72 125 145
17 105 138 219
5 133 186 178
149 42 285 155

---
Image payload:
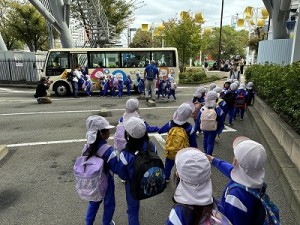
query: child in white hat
116 117 158 225
158 102 197 182
207 136 269 225
82 115 117 225
166 148 232 225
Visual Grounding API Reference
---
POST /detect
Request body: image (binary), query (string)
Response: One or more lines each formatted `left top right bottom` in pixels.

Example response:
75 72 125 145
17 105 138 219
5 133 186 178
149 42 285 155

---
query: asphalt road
0 85 296 225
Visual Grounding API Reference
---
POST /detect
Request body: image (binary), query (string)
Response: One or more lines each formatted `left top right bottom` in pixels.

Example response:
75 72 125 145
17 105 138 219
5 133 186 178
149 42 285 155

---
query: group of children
98 74 133 98
135 72 177 101
76 86 278 225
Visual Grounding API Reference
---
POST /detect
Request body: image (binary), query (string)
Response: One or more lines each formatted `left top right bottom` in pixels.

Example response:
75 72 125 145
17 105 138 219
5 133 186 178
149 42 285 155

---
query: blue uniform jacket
117 141 157 181
212 158 265 225
194 106 224 134
158 121 197 148
119 116 160 133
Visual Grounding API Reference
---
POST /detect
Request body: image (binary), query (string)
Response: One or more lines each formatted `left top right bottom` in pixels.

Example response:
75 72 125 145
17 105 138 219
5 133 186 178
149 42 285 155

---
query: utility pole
217 0 224 70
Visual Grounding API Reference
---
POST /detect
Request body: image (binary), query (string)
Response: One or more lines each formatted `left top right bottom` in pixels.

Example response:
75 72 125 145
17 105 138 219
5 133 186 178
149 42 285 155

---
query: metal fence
0 59 45 84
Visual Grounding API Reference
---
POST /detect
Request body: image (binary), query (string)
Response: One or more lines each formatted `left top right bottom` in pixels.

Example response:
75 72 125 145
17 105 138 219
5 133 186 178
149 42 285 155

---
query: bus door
70 51 88 73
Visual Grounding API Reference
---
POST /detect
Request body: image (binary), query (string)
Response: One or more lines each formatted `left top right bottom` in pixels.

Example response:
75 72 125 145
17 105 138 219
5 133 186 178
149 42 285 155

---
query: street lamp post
217 0 225 70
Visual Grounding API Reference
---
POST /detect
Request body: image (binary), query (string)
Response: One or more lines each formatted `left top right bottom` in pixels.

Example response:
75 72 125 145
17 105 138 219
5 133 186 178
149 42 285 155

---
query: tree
248 27 268 54
0 1 51 51
161 14 201 71
202 25 249 60
0 0 24 50
129 27 161 48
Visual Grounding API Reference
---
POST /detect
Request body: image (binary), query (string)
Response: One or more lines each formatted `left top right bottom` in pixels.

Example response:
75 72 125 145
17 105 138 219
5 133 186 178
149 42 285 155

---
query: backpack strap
97 143 111 157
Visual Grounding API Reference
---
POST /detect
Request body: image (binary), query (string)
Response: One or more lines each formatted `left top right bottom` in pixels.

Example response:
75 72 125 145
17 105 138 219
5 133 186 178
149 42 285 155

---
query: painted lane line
0 106 179 116
6 133 169 148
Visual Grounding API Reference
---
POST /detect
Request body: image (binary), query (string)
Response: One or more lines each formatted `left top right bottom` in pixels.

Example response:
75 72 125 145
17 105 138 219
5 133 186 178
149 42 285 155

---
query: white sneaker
110 221 116 225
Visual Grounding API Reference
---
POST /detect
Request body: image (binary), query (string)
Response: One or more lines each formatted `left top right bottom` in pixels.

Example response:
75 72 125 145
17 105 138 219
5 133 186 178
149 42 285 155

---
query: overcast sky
129 0 265 28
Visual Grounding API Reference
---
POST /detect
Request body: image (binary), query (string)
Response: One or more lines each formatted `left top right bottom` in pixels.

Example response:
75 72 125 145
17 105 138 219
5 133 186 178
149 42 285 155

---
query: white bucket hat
173 102 195 125
125 98 139 113
231 136 267 189
174 148 213 206
86 115 115 144
193 86 206 98
124 117 146 139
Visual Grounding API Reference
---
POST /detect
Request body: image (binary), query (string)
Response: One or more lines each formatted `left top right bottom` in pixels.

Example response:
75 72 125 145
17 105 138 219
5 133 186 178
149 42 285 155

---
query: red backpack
236 90 246 109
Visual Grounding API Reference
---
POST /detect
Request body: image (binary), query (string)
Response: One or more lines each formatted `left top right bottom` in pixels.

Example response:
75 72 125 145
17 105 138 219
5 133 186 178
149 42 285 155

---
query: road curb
0 145 8 161
247 105 300 222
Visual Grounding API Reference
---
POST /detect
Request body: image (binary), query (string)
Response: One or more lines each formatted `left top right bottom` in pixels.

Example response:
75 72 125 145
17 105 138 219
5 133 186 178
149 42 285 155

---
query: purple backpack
73 144 110 202
113 122 127 152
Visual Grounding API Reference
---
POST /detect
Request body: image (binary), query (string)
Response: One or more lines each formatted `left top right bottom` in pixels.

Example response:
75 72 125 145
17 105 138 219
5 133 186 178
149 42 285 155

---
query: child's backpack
113 122 127 152
73 144 110 202
223 91 236 108
227 183 280 225
130 142 166 200
165 121 190 160
236 90 246 109
200 107 217 131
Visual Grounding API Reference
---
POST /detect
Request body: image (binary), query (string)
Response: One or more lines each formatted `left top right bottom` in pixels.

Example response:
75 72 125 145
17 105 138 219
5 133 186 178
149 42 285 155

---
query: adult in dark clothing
144 60 159 101
34 77 52 104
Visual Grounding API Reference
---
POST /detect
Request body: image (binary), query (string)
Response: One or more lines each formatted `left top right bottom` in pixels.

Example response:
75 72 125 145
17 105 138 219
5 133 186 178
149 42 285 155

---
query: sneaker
166 179 170 183
228 123 233 126
240 118 243 121
107 221 115 225
120 179 126 183
215 136 220 143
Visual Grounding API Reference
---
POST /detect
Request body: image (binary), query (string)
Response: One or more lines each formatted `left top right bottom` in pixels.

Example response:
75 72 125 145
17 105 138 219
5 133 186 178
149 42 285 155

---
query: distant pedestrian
124 74 132 96
72 65 82 98
229 65 240 82
34 76 52 104
233 84 248 121
144 60 159 102
246 81 255 105
167 76 177 102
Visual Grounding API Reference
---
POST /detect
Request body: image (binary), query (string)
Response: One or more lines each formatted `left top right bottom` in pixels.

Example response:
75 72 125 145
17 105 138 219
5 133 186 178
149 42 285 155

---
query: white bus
42 47 179 96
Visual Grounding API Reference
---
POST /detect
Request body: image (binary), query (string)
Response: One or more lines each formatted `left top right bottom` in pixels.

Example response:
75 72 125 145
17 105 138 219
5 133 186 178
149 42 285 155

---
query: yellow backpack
165 122 189 160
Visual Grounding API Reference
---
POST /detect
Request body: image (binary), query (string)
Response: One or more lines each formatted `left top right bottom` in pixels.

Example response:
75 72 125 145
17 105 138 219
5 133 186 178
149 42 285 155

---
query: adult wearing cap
117 117 157 225
34 76 52 104
194 91 224 155
82 115 118 225
158 102 197 182
144 60 159 102
167 148 232 225
207 136 268 225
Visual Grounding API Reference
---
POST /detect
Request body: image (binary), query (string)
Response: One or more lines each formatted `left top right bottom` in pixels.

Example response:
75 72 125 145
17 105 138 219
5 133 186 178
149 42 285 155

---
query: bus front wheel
54 82 70 97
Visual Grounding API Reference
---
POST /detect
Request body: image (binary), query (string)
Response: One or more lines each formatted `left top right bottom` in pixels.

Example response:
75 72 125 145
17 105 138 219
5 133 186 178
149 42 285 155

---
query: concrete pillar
291 6 300 63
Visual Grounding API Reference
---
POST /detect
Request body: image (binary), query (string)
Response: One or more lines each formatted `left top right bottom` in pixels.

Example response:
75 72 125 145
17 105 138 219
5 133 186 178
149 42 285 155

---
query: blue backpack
146 66 156 80
228 183 280 225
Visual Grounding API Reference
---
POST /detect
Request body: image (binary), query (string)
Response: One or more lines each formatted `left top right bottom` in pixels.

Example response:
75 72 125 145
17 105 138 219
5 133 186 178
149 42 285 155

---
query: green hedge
180 68 218 84
245 62 300 134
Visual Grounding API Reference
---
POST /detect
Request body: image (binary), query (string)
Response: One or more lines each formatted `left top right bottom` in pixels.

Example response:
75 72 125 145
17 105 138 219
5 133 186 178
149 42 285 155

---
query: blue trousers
227 107 234 124
168 90 176 100
164 157 175 180
85 81 91 96
72 81 78 97
234 108 245 119
125 183 140 225
157 87 164 98
126 85 131 96
85 175 115 225
118 87 123 98
203 131 217 155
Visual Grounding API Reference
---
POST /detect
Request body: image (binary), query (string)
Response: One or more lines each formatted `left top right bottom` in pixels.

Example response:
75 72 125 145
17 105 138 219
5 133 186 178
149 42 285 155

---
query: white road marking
6 133 167 148
0 106 179 116
6 127 236 148
0 88 34 94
